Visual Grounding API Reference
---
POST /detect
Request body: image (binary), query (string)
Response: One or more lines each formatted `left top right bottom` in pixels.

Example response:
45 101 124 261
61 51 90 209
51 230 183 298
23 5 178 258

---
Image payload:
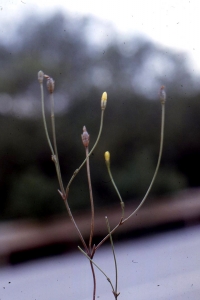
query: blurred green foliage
0 11 200 220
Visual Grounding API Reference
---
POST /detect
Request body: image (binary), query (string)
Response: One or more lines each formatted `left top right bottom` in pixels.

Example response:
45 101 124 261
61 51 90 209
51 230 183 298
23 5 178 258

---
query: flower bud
46 77 55 94
159 86 166 104
81 126 90 148
104 151 110 166
38 70 44 84
101 91 107 110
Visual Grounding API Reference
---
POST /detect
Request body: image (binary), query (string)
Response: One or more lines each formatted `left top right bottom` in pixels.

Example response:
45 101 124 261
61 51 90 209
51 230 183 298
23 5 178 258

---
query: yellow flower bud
101 91 107 110
104 151 110 166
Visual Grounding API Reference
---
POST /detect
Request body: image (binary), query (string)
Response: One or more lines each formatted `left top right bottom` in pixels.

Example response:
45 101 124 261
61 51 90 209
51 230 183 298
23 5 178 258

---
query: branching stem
78 246 116 295
40 79 87 252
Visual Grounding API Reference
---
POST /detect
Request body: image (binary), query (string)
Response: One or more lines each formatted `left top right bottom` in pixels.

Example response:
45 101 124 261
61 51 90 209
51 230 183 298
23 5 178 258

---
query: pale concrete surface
1 224 200 299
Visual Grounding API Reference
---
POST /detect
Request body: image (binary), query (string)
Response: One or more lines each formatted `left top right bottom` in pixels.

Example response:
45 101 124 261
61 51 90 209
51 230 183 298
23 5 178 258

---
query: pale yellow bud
101 91 107 110
104 151 110 166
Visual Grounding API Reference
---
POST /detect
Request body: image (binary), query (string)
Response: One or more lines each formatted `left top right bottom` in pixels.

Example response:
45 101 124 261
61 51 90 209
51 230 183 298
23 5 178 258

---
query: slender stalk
90 260 96 300
123 102 165 222
106 158 124 221
63 199 88 252
96 102 165 251
40 80 65 197
85 146 95 250
66 109 105 197
50 93 65 197
105 217 119 299
40 82 55 156
95 221 121 252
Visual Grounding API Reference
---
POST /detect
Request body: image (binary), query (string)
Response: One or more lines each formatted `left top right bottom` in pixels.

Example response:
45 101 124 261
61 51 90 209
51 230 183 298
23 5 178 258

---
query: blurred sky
0 0 200 73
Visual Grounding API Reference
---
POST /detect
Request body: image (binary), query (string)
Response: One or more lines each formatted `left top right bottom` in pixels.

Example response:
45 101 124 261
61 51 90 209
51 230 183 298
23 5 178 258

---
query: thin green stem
66 109 105 197
40 82 65 196
95 102 165 250
105 217 119 298
50 93 65 197
106 164 124 221
90 260 96 300
123 103 165 222
40 82 55 156
95 222 121 252
85 146 95 250
63 200 88 252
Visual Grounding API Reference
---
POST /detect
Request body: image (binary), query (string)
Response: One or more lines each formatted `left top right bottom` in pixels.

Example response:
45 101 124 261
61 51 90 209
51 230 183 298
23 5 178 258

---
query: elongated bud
46 77 55 94
104 151 110 167
38 70 44 84
81 126 90 147
101 91 107 110
159 85 166 104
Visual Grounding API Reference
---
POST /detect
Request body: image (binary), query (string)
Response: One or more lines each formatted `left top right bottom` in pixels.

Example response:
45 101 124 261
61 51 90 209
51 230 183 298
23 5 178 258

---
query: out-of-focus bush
0 11 200 220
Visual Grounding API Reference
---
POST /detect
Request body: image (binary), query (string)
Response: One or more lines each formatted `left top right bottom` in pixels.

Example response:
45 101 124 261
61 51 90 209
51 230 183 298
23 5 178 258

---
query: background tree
0 11 200 220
